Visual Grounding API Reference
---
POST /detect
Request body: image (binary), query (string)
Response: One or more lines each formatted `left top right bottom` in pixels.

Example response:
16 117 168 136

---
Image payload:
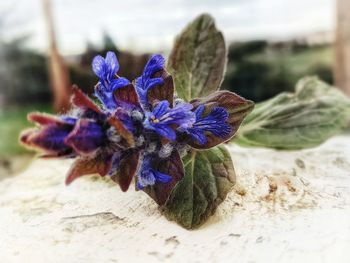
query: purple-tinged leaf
28 112 70 126
65 154 113 185
113 83 141 107
19 124 73 155
142 150 184 205
110 151 140 192
147 70 174 107
71 85 103 114
188 91 254 149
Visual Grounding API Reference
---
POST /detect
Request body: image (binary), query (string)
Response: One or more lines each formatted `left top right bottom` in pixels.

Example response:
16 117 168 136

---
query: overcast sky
0 0 335 55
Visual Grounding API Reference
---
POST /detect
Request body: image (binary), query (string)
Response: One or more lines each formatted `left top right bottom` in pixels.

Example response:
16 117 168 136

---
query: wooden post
42 0 71 112
334 0 350 96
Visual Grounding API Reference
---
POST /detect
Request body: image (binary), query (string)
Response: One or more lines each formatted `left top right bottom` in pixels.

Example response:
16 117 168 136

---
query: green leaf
235 77 350 149
167 13 227 101
163 146 235 229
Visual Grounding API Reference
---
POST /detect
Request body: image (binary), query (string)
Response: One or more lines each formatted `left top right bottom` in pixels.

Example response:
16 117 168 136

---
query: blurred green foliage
221 41 333 102
0 37 50 106
0 104 52 156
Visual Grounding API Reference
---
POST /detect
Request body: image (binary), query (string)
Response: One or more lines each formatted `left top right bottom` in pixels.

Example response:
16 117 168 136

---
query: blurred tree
0 38 50 106
228 40 268 62
334 0 350 96
222 41 333 102
0 11 50 108
43 0 71 112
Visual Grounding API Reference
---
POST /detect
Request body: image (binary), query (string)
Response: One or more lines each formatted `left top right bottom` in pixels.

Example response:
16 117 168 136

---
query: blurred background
0 0 349 176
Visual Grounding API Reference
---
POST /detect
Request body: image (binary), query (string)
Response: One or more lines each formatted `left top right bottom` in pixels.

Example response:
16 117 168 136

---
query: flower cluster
20 51 241 204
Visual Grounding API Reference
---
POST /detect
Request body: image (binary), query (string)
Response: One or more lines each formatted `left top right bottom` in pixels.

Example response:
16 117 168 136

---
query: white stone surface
1 136 350 263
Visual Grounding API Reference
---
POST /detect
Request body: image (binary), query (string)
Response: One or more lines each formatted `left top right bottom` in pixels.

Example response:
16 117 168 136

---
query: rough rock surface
1 136 350 263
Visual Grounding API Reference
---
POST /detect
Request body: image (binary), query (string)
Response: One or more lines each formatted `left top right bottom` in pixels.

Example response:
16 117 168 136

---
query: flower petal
153 170 172 183
159 102 194 126
152 100 169 119
142 150 184 205
188 107 231 142
65 119 105 155
188 90 254 149
65 154 113 185
94 84 116 109
135 54 175 107
109 77 130 92
92 55 107 79
186 127 207 145
105 51 119 78
154 125 176 141
143 54 165 78
144 100 195 141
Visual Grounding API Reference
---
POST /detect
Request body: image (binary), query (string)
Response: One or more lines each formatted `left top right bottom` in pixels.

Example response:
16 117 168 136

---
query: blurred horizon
1 0 335 55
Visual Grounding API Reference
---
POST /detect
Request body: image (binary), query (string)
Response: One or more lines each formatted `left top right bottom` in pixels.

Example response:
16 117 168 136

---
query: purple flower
95 78 130 109
143 100 195 141
21 51 253 205
135 54 165 107
186 105 231 145
92 51 130 109
20 113 76 157
92 51 119 83
65 119 105 155
136 155 172 189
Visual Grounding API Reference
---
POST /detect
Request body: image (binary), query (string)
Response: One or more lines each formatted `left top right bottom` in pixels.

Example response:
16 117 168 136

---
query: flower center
151 116 160 124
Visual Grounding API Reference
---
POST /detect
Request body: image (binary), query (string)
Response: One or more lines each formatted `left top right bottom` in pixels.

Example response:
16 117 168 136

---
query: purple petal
140 151 184 205
154 125 176 141
188 90 254 149
143 54 165 79
152 100 169 118
158 102 195 127
92 55 106 79
194 105 205 119
153 170 172 183
137 171 156 189
194 107 231 138
110 77 130 92
135 54 167 107
94 84 116 109
144 77 164 90
136 154 172 190
105 51 119 78
187 128 207 145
